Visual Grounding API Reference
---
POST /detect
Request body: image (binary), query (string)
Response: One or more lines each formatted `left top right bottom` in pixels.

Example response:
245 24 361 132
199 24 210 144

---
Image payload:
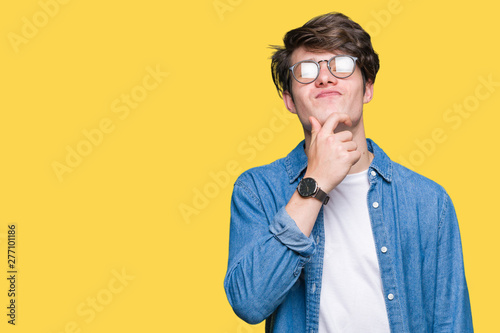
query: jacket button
388 293 395 300
381 246 388 253
372 202 379 208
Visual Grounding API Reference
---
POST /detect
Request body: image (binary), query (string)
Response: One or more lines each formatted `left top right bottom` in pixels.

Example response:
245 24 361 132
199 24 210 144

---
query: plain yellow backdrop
0 0 498 332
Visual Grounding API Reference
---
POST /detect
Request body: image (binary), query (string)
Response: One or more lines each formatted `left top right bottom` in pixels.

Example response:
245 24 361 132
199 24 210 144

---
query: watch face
298 178 318 197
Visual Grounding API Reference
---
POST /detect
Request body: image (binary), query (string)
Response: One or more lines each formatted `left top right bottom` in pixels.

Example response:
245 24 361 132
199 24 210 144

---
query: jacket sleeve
432 193 474 332
224 179 316 324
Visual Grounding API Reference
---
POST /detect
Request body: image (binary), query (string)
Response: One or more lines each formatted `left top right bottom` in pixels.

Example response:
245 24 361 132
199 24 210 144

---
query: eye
332 56 355 74
291 61 318 84
300 62 318 79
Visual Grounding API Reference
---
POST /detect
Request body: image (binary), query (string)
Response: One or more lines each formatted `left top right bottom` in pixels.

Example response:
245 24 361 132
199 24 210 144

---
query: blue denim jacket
224 139 473 332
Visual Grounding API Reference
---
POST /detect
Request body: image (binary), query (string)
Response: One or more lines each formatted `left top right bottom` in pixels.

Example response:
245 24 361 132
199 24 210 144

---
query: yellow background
1 0 498 332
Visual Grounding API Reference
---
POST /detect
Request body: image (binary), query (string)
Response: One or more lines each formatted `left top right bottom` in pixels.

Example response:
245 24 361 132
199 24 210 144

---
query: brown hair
270 12 380 98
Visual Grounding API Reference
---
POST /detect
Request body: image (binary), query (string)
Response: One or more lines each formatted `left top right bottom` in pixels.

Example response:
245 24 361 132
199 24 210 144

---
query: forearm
432 194 473 331
285 190 322 237
225 202 315 324
224 233 312 323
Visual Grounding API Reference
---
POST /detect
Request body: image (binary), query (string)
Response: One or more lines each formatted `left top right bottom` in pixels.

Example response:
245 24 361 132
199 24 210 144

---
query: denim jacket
224 139 473 332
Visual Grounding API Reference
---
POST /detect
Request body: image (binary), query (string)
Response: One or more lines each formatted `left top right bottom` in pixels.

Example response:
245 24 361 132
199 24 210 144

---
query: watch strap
313 188 330 205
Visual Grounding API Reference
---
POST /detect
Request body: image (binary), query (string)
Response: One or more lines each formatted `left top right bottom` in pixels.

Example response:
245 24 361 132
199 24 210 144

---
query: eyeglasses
289 55 358 84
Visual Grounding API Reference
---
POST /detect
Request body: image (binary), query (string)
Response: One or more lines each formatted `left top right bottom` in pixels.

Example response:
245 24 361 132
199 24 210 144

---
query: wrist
303 172 333 193
297 177 330 205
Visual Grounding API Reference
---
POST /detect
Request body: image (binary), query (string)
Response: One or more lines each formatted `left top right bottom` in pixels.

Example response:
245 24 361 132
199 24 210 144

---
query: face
283 47 374 134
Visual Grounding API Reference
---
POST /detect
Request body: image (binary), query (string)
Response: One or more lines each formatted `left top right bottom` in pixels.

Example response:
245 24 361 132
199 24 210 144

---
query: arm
224 180 315 324
287 114 361 236
224 113 361 323
433 194 473 332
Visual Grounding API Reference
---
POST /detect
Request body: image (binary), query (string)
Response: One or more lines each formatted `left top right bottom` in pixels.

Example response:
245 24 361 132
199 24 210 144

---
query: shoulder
234 156 288 192
234 141 306 192
388 163 461 240
230 154 295 215
368 139 452 220
391 162 447 197
389 161 455 227
231 141 307 213
369 138 449 200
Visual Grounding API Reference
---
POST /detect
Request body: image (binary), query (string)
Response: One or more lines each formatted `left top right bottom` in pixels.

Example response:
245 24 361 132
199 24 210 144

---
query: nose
315 60 338 86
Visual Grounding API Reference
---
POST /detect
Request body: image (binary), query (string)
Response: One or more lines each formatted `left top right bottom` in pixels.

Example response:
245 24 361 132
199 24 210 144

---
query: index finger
320 112 352 135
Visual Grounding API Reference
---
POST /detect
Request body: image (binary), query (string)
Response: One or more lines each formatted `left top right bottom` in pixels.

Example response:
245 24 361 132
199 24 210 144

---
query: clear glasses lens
332 56 356 75
291 56 356 84
293 61 318 84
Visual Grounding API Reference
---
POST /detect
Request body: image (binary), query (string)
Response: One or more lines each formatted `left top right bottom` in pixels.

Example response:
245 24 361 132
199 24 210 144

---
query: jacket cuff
269 207 316 257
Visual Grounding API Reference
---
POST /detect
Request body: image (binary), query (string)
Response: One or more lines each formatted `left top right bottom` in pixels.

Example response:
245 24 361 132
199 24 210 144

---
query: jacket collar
284 138 392 184
367 138 392 183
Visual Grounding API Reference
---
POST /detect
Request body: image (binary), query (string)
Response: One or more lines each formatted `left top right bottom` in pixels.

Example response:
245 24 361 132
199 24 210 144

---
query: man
224 12 473 332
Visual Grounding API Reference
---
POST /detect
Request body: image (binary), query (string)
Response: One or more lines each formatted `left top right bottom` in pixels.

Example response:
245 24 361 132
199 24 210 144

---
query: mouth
316 89 342 99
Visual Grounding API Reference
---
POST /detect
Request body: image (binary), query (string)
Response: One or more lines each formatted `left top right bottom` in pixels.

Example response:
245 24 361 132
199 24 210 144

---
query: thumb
309 116 321 136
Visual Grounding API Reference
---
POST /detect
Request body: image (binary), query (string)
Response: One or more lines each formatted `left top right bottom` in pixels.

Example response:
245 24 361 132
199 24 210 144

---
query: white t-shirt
319 170 390 333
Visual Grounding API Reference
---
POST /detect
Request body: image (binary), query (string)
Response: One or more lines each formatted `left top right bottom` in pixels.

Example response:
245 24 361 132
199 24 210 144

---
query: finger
309 116 322 139
342 141 358 152
348 150 362 165
321 112 352 135
333 130 354 142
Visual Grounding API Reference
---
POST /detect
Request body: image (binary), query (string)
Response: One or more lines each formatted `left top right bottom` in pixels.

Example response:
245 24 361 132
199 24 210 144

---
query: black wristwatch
297 177 329 205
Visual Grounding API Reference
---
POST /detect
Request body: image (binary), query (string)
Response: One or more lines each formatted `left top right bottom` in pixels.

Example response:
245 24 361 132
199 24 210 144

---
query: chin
317 110 342 124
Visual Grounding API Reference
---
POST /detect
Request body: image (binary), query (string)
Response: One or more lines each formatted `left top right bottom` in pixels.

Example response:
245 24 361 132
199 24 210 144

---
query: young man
224 12 473 332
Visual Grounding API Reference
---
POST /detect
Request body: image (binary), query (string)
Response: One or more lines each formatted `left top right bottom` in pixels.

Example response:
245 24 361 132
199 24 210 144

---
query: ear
363 81 374 104
283 90 297 114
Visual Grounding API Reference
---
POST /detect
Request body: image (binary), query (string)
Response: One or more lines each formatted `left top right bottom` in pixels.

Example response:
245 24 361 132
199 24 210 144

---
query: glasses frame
289 55 359 84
